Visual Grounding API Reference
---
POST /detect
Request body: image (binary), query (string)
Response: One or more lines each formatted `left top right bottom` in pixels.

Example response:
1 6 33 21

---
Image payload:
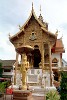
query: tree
60 71 67 100
0 63 3 77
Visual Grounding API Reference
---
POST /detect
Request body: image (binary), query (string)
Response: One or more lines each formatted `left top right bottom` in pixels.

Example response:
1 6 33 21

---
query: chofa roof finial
8 33 11 38
55 29 58 37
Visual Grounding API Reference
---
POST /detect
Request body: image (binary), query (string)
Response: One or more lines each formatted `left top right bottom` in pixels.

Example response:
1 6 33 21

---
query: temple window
52 58 58 67
4 69 11 72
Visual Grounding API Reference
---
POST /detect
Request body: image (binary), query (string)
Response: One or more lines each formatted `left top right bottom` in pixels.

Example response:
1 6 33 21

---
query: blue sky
0 0 67 61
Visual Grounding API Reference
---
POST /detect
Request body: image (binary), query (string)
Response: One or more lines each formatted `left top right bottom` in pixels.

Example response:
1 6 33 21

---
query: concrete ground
0 95 45 100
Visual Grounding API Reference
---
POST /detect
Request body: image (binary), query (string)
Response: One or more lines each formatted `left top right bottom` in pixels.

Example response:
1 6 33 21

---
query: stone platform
0 95 45 100
13 90 32 100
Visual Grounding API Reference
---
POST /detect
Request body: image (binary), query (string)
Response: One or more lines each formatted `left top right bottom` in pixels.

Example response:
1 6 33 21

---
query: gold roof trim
10 6 47 41
41 27 57 37
20 7 46 30
9 4 56 41
9 28 24 41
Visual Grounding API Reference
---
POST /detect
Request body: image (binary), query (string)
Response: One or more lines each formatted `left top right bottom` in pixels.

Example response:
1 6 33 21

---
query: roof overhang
41 27 57 38
9 29 24 42
16 45 34 54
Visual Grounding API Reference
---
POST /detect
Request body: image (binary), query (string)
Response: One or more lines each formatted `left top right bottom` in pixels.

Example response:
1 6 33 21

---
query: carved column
14 52 19 85
41 43 44 70
49 44 52 86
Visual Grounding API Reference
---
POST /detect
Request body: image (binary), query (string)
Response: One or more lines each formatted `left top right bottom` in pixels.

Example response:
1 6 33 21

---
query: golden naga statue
20 53 29 90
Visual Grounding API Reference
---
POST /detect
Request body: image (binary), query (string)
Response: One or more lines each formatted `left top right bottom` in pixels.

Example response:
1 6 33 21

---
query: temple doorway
53 71 59 81
32 45 41 68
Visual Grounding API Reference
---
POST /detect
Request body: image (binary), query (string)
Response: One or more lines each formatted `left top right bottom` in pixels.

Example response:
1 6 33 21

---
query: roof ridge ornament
40 5 42 15
60 34 63 40
32 2 34 11
55 29 58 37
8 33 11 38
38 5 43 22
19 25 21 30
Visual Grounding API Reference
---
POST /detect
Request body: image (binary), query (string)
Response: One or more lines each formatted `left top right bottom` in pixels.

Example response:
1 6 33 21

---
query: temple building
0 60 15 81
9 4 65 87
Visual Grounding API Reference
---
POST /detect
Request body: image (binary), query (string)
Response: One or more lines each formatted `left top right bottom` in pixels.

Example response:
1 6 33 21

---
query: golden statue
20 53 29 90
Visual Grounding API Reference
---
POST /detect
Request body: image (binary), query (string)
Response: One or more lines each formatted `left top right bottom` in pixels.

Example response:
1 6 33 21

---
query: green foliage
0 81 7 93
60 71 67 100
0 63 3 77
0 81 8 97
46 90 60 100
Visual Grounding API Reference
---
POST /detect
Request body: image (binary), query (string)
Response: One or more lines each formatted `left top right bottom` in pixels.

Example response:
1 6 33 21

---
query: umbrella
16 45 34 54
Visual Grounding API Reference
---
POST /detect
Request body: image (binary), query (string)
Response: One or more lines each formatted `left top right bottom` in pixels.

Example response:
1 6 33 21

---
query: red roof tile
52 39 65 53
55 39 64 48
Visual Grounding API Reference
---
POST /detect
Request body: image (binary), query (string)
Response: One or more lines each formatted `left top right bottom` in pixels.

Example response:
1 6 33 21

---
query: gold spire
38 5 43 22
32 2 33 11
40 5 41 15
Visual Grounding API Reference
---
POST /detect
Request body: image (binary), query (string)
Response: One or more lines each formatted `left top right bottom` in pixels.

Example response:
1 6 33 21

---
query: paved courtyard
0 95 45 100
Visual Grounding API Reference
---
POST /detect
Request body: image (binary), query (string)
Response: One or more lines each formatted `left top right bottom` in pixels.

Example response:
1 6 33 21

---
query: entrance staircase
29 86 45 97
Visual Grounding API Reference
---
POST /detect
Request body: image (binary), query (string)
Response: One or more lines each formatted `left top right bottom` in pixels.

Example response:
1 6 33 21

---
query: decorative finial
40 5 41 15
19 25 21 30
60 34 63 40
32 2 33 10
8 33 11 38
38 5 43 22
55 29 58 36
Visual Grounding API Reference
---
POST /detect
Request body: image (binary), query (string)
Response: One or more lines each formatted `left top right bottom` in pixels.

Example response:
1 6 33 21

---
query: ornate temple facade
9 5 65 87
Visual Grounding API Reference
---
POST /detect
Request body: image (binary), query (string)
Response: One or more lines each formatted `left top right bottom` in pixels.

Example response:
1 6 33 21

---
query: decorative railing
39 62 58 69
52 63 58 67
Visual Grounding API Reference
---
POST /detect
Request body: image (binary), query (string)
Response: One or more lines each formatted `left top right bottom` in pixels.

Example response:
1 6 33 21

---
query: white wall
52 53 61 67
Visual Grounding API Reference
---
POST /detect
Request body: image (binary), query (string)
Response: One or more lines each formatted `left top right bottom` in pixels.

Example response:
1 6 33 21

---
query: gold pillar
41 44 44 70
49 44 52 86
14 52 19 85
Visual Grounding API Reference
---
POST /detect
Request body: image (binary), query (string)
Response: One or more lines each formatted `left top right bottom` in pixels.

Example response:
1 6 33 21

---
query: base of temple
13 90 32 100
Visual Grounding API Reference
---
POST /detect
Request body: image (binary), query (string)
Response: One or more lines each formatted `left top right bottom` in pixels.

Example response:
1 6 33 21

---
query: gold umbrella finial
40 5 42 15
32 2 33 10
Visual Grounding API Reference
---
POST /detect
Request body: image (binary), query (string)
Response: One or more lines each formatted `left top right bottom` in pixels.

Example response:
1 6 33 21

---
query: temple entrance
32 45 41 68
53 71 59 81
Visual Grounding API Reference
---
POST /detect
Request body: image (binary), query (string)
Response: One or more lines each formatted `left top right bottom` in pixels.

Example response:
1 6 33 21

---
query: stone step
29 86 45 96
32 89 45 94
32 93 44 96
